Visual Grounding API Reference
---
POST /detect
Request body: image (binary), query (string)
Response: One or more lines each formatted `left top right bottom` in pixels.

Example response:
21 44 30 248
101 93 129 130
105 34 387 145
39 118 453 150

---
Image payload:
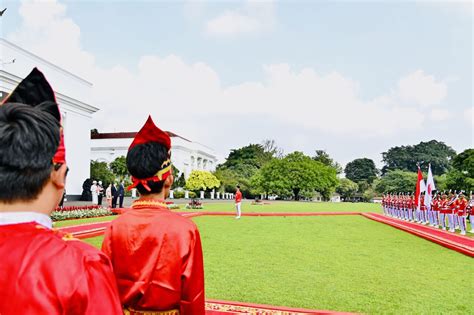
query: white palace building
91 131 218 178
1 39 97 200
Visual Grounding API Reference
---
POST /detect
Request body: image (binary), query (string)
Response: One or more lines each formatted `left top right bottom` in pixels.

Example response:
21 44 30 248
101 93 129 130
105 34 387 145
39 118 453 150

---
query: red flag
415 165 425 211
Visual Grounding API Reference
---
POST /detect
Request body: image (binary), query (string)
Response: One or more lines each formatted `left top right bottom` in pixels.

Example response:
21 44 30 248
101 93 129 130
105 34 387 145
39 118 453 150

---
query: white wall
91 135 218 178
1 39 98 196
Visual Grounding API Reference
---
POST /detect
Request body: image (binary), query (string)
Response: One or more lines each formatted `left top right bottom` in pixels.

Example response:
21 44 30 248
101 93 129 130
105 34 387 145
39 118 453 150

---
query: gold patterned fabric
123 307 180 315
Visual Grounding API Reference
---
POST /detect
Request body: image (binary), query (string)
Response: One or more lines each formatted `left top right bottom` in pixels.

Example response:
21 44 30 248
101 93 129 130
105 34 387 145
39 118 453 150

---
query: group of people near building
382 192 474 235
0 69 205 314
90 180 125 208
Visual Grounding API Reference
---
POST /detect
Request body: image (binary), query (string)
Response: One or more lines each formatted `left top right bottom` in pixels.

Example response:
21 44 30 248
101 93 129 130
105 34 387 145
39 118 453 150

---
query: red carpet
362 213 474 257
205 299 354 314
59 221 110 238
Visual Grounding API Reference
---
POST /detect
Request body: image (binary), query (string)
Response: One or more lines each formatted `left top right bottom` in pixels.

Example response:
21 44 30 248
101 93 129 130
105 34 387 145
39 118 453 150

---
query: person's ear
51 164 67 189
164 174 174 188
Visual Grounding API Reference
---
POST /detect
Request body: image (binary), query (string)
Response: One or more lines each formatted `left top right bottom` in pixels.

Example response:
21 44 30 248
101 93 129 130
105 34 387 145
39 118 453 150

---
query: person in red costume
102 116 205 315
235 185 242 219
455 193 468 235
0 68 122 315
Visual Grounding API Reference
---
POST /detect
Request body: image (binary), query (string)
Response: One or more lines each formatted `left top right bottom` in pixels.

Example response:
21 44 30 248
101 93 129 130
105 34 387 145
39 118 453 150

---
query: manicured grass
83 214 473 314
194 215 473 314
83 235 104 248
192 201 382 213
53 215 118 227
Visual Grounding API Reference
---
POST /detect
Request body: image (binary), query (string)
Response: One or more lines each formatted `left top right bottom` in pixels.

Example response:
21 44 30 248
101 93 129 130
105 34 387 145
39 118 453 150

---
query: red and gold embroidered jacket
102 200 205 315
0 222 122 315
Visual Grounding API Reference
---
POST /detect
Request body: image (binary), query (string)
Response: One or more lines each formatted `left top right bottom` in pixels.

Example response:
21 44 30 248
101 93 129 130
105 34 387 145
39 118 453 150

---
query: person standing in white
91 180 98 205
235 185 242 219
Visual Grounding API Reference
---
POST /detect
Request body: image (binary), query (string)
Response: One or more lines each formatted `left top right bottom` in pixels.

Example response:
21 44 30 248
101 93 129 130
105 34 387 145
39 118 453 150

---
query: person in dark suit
111 183 118 208
118 181 125 208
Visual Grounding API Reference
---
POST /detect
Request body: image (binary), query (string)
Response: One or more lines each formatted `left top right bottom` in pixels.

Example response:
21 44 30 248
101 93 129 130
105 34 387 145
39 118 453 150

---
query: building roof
91 131 191 142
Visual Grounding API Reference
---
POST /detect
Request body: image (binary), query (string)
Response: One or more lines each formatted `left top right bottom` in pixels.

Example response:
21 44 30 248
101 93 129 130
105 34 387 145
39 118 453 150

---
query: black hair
126 141 169 195
237 185 240 189
0 103 60 202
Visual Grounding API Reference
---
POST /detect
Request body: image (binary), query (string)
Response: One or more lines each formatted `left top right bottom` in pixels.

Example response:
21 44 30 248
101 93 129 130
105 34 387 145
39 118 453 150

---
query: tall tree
90 160 115 186
375 170 418 193
344 158 378 184
382 140 456 175
110 156 129 179
255 152 338 200
261 139 284 159
336 178 359 200
445 149 474 192
312 150 342 174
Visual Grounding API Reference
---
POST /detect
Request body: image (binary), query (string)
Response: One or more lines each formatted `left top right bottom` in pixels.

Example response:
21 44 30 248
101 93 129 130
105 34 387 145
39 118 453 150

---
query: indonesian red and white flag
424 164 436 211
415 166 426 211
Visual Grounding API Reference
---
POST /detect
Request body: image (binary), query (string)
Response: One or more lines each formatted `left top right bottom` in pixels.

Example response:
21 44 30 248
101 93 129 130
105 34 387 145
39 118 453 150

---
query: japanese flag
424 164 436 211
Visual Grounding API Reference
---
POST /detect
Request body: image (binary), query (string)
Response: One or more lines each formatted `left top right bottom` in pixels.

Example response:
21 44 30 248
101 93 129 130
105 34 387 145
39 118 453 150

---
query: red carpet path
362 213 474 257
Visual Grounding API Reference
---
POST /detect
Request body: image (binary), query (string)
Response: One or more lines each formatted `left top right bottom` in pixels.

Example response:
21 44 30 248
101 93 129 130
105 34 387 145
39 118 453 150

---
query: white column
216 192 220 199
211 189 215 200
185 190 189 199
169 190 174 199
261 194 264 200
131 188 137 199
200 191 205 199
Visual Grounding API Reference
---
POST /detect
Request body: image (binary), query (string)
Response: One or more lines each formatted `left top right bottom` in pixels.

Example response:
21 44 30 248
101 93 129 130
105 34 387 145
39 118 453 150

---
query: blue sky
1 0 472 166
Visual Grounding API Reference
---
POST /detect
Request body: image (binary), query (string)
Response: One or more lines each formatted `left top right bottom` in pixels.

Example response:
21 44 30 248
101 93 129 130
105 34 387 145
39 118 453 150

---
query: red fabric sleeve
180 228 205 315
71 252 123 314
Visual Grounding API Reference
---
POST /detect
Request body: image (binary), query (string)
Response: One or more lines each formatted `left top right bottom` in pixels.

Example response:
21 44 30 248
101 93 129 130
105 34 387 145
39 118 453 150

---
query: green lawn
83 214 473 314
188 200 382 213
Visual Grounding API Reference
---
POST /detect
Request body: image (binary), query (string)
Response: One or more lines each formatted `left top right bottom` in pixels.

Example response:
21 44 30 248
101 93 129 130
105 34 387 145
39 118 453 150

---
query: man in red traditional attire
102 116 205 315
0 68 122 314
455 193 468 235
235 185 242 219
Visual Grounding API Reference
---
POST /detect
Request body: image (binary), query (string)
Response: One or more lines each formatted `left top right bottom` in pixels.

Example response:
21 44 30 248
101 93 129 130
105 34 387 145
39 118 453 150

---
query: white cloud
430 108 452 121
205 0 275 37
7 0 96 79
464 108 473 125
397 70 448 107
8 0 448 156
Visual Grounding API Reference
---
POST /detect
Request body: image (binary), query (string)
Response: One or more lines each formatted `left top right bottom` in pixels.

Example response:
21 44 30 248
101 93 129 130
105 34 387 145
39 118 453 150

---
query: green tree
445 149 474 192
217 141 283 198
381 140 456 175
375 170 418 193
110 156 129 179
90 160 115 186
171 165 181 190
345 158 378 184
312 150 342 174
214 168 240 192
185 170 220 192
336 178 359 200
256 152 338 200
174 172 186 189
219 144 267 169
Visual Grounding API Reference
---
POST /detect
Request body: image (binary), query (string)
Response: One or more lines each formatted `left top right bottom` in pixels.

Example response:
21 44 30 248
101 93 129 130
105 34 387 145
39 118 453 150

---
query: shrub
51 207 113 221
173 191 185 199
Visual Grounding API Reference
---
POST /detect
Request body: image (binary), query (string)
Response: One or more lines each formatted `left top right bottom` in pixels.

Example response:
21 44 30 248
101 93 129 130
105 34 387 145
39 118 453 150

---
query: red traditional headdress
127 116 172 191
1 68 66 164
